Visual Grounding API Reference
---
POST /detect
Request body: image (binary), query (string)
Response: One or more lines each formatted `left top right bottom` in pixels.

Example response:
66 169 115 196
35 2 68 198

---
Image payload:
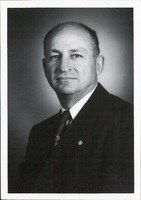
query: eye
71 54 83 59
49 54 60 61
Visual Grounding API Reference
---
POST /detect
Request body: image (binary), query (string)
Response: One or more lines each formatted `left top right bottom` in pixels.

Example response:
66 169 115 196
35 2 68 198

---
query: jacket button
78 140 83 145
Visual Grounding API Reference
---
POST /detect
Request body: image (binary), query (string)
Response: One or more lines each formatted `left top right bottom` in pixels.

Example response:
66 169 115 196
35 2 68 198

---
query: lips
56 77 76 80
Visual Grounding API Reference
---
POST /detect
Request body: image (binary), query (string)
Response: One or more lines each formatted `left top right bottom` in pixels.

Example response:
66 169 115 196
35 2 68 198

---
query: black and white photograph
1 1 141 200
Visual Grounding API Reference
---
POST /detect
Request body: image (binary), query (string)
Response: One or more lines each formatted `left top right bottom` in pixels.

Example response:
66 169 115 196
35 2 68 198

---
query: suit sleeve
116 103 134 192
19 125 46 192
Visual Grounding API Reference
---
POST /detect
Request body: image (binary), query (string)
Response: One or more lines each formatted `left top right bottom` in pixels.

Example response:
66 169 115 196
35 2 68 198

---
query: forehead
45 27 93 51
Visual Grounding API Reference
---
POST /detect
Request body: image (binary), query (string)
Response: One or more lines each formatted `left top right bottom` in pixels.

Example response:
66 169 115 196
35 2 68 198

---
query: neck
57 86 96 109
57 94 81 109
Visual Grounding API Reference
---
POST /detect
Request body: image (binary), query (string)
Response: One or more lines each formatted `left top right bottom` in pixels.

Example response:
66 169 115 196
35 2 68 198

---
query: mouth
56 77 76 80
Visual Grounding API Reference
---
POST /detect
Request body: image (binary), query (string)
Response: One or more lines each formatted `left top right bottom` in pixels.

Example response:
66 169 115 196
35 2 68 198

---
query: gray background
8 8 133 192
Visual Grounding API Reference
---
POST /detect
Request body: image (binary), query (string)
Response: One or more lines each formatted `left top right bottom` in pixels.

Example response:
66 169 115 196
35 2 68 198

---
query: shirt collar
61 84 97 120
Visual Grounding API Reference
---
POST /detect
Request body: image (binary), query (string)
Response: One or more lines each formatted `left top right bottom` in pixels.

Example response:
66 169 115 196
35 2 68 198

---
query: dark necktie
54 110 71 146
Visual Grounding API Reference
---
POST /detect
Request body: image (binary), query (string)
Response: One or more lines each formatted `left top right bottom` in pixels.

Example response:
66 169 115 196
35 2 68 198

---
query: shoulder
28 112 60 141
95 83 133 112
88 83 133 129
25 112 60 163
35 112 60 127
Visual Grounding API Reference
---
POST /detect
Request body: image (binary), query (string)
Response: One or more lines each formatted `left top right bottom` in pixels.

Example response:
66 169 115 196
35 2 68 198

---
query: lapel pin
78 140 83 145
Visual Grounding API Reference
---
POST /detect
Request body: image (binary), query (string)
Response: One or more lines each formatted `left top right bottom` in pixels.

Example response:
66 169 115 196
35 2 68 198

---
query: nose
58 56 71 72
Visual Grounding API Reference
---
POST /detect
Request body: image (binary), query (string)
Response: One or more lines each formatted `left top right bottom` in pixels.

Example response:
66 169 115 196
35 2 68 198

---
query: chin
56 87 76 95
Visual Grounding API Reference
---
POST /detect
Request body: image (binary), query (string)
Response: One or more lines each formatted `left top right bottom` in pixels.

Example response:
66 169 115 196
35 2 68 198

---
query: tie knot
61 110 71 124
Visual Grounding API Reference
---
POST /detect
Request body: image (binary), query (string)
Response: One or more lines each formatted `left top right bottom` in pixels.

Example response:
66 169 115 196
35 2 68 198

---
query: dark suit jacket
19 83 134 193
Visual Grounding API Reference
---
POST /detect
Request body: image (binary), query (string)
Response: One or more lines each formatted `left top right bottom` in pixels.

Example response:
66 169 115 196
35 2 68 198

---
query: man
19 22 134 193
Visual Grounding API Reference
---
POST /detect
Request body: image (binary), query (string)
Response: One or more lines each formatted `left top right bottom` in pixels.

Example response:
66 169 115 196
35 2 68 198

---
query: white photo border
1 0 141 199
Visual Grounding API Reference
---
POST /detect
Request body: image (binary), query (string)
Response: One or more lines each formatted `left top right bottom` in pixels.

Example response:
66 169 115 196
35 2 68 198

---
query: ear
42 58 47 77
96 55 104 75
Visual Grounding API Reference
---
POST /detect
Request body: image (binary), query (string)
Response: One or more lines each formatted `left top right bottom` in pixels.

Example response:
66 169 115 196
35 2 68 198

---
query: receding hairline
44 22 100 55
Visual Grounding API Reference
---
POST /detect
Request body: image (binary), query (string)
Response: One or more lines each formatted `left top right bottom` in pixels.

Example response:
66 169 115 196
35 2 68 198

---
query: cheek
78 63 92 75
80 64 96 81
46 63 56 75
46 68 54 83
46 60 59 70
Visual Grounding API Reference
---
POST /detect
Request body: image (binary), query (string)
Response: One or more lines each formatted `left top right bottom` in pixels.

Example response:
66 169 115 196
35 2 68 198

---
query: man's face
43 27 100 99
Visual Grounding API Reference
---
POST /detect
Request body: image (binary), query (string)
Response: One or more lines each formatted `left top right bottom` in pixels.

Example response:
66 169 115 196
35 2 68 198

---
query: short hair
43 22 100 56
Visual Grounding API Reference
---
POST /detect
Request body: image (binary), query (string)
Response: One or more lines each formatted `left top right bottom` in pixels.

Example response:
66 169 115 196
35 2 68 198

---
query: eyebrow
50 49 61 54
69 48 87 53
49 48 87 54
